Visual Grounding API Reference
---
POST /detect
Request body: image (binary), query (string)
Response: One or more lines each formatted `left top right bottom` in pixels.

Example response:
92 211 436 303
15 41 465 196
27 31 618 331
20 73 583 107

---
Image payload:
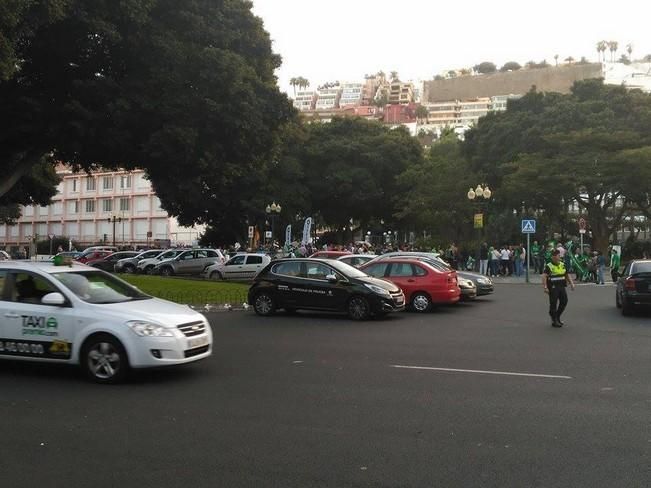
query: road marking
389 364 572 380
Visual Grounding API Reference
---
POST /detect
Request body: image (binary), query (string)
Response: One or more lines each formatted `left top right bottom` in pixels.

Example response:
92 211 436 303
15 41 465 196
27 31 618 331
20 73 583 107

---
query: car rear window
632 262 651 274
247 256 263 264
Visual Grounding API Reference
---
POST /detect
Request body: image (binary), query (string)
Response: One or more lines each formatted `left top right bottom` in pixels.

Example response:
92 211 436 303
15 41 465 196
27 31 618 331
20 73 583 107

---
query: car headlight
477 277 491 285
364 283 391 297
127 321 175 337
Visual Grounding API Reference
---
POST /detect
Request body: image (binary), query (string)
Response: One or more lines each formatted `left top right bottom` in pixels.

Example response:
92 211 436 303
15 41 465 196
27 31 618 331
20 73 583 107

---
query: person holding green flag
531 240 541 274
610 248 621 282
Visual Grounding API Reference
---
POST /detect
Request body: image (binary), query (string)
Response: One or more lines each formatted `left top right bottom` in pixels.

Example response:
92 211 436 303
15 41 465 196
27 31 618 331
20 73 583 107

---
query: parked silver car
153 249 224 276
136 249 187 274
115 249 167 273
203 253 271 281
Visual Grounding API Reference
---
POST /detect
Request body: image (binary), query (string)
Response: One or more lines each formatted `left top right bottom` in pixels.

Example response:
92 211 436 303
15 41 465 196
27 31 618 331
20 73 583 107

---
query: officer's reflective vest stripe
547 263 566 281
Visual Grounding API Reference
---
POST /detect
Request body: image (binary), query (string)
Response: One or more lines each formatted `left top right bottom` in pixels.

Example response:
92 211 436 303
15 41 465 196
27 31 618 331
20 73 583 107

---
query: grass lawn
120 275 249 305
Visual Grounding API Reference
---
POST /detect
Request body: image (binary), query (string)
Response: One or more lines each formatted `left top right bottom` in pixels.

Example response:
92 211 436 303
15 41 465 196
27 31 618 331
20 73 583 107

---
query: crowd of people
234 238 638 285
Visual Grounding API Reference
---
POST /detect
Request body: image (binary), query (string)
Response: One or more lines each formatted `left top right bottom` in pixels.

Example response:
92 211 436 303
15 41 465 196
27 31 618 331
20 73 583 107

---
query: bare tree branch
0 151 45 199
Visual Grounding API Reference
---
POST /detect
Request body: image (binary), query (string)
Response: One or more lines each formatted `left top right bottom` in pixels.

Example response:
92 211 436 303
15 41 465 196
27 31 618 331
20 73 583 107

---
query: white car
204 253 271 281
0 261 212 383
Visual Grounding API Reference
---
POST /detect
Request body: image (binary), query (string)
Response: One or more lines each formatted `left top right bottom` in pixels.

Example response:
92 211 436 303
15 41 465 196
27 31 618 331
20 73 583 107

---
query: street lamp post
265 202 281 245
467 184 492 272
107 216 122 247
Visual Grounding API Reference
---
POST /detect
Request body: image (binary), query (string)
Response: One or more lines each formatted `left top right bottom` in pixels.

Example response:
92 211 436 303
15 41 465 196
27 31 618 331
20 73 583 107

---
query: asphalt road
1 283 650 488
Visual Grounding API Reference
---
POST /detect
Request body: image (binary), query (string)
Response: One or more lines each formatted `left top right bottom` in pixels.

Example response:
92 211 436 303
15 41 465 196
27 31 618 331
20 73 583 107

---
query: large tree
463 80 651 252
294 117 424 233
0 0 294 226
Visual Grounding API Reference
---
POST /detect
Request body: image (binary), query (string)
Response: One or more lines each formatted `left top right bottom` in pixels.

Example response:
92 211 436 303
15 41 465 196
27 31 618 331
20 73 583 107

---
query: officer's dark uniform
543 261 569 327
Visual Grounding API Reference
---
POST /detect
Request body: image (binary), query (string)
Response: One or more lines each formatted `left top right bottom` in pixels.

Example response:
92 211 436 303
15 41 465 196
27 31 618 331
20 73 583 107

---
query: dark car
248 258 405 320
616 259 651 315
87 251 141 272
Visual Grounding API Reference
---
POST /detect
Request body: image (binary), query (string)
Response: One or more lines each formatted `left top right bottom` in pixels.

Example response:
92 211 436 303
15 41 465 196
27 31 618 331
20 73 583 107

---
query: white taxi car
0 260 212 383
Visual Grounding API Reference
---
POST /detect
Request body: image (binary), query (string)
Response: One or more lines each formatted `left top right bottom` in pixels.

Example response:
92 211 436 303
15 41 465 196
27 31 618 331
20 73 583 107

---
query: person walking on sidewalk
596 251 606 284
479 242 489 276
542 249 575 327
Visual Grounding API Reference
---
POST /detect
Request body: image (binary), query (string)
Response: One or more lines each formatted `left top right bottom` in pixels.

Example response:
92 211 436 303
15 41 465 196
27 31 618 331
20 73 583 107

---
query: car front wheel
348 296 370 320
160 266 174 277
123 264 135 274
253 292 276 316
81 334 129 384
209 271 223 281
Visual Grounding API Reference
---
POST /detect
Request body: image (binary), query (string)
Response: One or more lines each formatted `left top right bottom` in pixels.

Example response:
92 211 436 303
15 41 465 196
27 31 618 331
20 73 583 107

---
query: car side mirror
325 274 338 283
41 292 66 306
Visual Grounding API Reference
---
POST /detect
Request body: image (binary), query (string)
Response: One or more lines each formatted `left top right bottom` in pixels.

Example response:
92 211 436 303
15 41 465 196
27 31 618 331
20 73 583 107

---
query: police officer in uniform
542 249 575 327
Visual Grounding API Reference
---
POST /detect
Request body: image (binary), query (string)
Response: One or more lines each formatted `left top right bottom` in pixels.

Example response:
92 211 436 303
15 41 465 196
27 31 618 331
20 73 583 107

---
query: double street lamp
467 184 493 272
107 215 122 247
265 202 281 244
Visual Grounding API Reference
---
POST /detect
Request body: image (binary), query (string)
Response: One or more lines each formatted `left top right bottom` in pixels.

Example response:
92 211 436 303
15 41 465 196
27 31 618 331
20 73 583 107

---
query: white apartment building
338 82 363 107
0 167 203 250
489 94 522 111
293 90 317 111
419 95 521 134
315 87 342 110
603 61 651 92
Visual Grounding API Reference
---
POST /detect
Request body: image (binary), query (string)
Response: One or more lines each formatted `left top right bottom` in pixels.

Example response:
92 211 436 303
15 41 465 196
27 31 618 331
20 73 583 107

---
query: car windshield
159 250 182 260
325 259 368 278
51 271 151 304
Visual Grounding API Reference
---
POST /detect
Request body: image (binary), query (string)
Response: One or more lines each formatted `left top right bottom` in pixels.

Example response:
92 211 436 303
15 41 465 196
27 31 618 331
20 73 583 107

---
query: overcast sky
251 0 651 94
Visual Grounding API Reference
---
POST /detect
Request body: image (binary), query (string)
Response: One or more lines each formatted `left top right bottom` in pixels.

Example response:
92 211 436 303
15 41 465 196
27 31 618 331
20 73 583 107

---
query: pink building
0 167 203 250
383 103 418 124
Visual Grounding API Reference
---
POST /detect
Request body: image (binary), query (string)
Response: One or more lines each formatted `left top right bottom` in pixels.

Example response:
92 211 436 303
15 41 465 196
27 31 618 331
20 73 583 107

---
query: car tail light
625 278 637 291
447 273 456 284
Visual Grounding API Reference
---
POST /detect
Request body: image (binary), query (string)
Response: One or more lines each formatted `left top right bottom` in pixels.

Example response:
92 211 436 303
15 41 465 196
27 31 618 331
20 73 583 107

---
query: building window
103 176 114 190
119 198 130 212
72 179 78 192
86 177 96 191
120 175 132 189
85 200 95 213
102 199 113 212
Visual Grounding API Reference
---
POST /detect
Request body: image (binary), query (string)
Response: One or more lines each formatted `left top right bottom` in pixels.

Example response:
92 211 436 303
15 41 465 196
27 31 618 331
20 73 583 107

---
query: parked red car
309 251 352 259
360 258 460 312
75 250 113 264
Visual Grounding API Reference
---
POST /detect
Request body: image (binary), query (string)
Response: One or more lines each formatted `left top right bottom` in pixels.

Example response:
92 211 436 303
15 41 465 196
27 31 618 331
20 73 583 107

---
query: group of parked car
246 251 495 319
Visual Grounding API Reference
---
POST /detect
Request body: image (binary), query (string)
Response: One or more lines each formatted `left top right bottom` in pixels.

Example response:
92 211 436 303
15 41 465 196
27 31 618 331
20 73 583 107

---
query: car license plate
188 336 209 349
396 297 404 305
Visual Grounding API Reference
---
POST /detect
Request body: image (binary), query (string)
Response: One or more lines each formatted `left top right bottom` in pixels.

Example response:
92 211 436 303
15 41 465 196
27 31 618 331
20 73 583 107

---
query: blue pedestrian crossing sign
521 219 536 233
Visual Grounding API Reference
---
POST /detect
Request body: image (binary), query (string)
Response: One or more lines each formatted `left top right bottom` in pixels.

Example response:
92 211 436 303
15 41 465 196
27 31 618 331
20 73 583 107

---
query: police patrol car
0 260 212 383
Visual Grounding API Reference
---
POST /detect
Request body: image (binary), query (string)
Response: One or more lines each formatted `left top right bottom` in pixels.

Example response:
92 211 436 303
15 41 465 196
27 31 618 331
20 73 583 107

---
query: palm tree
626 43 633 61
608 41 618 62
596 40 607 62
564 56 575 64
290 77 298 96
390 71 399 82
298 77 309 91
554 54 559 66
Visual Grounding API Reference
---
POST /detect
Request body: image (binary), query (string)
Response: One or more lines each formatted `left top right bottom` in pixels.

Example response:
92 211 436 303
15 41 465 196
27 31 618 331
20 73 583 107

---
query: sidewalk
488 272 616 286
